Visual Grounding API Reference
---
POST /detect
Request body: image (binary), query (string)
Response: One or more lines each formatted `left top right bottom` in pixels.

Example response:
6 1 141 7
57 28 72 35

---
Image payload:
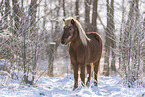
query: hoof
73 88 76 91
73 86 78 91
94 82 98 86
86 81 90 87
73 87 77 91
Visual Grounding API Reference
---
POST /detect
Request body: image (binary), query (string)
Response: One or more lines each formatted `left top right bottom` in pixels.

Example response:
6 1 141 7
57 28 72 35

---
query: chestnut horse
61 17 102 90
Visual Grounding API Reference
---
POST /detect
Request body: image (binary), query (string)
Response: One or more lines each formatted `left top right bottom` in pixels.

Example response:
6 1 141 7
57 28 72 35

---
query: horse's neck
70 34 84 49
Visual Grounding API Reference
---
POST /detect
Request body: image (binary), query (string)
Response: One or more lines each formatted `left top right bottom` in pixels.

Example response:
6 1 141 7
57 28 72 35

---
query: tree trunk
48 0 61 77
103 0 110 76
4 0 10 29
110 0 116 71
23 16 27 84
29 0 37 34
62 0 66 17
48 43 55 77
27 0 38 84
85 0 92 32
121 0 143 88
75 0 79 20
119 0 125 71
92 0 98 32
143 14 145 72
12 0 21 35
103 0 116 76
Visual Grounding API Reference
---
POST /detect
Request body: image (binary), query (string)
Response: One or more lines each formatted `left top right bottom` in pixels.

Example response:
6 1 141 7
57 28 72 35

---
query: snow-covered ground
0 74 145 97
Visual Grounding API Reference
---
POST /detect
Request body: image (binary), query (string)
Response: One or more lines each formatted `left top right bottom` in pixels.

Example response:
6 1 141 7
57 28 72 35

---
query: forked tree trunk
48 0 61 77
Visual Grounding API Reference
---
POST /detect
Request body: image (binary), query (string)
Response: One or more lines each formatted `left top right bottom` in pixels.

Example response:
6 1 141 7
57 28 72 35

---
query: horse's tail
97 60 100 79
94 33 102 79
89 32 102 79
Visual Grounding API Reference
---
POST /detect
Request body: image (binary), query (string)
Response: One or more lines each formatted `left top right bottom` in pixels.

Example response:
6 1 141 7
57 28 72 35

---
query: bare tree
119 0 144 87
103 0 116 76
85 0 92 32
92 0 98 32
75 0 79 20
110 0 116 72
28 0 38 35
118 0 125 72
12 0 22 35
62 0 66 17
48 0 61 77
84 0 99 32
4 0 10 29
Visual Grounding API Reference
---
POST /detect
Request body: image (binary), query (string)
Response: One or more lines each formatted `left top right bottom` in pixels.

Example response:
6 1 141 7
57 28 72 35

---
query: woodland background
0 0 145 88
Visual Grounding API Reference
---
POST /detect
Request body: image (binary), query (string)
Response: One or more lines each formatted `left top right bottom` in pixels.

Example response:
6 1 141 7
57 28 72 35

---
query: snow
0 59 5 66
0 74 145 97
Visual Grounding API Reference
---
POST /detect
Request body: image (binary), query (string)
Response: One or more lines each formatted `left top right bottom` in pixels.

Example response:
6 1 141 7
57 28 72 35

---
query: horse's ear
63 19 65 22
71 19 75 25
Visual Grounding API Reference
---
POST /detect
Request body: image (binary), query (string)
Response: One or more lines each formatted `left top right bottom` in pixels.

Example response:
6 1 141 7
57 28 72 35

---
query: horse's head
61 19 78 45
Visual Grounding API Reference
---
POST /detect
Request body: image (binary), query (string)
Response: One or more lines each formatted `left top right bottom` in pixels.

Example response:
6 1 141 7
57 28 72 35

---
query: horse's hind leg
86 64 91 87
93 60 100 86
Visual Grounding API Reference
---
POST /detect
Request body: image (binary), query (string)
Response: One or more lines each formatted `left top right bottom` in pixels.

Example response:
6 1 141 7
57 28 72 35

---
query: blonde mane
63 17 88 46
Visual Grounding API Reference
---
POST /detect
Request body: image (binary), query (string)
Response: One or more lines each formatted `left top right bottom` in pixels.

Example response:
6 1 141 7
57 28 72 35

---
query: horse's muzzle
61 40 68 45
61 40 65 44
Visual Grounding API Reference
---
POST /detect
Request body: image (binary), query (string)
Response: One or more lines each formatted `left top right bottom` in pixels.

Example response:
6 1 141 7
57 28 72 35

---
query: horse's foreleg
86 64 91 87
93 60 100 86
80 64 86 87
73 64 79 91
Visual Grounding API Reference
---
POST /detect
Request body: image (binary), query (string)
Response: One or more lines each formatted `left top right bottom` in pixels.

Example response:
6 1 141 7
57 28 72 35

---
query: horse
61 17 102 91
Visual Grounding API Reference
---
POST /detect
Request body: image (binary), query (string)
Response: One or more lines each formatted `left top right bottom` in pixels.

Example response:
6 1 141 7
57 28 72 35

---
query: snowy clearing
0 74 145 97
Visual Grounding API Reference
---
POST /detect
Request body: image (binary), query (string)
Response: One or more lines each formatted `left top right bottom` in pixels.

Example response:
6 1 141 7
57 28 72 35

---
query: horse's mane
63 17 88 46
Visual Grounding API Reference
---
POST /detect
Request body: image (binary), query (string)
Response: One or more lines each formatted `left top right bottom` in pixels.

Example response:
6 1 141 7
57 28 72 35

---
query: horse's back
86 32 102 44
86 32 102 63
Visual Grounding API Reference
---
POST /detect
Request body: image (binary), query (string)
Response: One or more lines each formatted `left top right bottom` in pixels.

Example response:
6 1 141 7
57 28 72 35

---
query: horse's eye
69 28 72 31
